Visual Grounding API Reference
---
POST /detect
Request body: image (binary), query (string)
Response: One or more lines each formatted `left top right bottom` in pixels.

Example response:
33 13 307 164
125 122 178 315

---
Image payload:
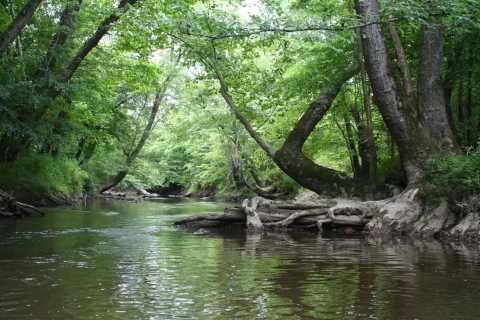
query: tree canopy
0 0 479 214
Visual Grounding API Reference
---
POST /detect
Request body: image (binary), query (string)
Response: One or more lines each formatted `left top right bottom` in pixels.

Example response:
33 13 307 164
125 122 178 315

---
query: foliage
0 0 479 201
377 153 406 187
0 152 86 197
423 148 480 208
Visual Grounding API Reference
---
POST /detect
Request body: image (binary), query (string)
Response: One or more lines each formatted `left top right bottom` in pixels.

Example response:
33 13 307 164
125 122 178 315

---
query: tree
98 53 180 192
0 0 44 57
173 0 480 236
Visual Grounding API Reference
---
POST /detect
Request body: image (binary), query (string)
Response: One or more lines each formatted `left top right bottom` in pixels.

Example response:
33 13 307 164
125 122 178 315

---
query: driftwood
0 190 45 217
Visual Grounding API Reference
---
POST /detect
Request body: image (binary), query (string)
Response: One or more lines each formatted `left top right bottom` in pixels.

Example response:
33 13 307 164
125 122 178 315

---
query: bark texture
417 17 459 151
355 0 442 185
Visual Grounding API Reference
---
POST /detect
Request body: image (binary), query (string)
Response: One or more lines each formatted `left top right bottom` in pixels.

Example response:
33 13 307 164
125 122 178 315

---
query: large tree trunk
355 0 447 185
272 62 362 196
417 17 459 151
352 0 464 235
99 171 128 193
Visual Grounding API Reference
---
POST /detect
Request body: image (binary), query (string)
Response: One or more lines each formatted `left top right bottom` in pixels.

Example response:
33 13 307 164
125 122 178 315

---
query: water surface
1 198 479 319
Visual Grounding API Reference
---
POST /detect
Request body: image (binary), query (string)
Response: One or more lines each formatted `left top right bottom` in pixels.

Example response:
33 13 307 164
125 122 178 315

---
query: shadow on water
0 198 479 319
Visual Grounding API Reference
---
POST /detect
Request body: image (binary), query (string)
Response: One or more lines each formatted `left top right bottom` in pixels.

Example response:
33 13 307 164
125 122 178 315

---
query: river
0 198 479 319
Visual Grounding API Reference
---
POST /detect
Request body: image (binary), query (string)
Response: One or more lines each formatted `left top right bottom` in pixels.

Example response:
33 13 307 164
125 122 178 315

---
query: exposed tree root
174 196 371 232
0 190 46 218
242 197 264 231
174 189 479 241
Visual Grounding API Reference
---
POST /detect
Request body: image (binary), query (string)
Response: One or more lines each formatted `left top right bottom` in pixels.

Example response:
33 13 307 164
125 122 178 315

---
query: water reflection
0 198 479 319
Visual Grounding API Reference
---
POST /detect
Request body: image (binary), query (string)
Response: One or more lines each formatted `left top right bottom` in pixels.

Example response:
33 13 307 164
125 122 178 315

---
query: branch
185 17 405 41
0 0 44 57
216 71 276 158
388 22 415 106
279 61 359 152
58 0 140 83
17 201 45 216
265 209 326 227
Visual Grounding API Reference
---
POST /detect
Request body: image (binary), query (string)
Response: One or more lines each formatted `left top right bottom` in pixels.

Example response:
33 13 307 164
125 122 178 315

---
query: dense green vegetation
424 148 480 210
0 0 479 205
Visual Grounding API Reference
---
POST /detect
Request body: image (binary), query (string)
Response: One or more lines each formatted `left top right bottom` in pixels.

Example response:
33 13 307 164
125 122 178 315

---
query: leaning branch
58 0 140 83
0 0 44 57
216 71 277 158
16 201 46 216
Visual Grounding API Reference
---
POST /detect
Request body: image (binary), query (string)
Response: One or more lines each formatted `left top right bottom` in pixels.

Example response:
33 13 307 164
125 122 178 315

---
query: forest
0 0 479 237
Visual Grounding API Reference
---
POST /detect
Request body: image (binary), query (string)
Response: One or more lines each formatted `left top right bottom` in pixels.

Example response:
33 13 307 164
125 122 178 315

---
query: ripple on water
1 199 480 319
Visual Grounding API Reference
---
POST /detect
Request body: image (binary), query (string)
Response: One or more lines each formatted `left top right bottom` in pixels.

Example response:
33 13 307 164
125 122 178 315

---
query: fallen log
0 190 45 218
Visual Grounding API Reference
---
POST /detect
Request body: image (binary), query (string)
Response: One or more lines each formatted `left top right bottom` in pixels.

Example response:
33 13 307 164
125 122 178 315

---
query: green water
1 198 479 319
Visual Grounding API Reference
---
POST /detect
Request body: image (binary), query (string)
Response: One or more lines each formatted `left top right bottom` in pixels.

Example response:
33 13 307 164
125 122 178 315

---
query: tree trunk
417 17 459 151
350 107 370 181
98 71 176 192
0 0 44 57
99 171 128 193
217 61 366 198
352 0 466 235
341 113 362 178
465 47 474 147
350 0 377 190
35 0 84 79
443 46 461 136
355 0 444 185
58 0 139 84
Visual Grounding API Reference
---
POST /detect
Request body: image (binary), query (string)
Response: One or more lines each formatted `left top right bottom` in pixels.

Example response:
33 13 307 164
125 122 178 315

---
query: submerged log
0 190 45 217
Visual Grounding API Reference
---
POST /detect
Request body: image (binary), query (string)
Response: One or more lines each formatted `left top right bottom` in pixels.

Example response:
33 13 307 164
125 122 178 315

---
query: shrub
423 149 480 208
0 152 86 197
377 154 407 187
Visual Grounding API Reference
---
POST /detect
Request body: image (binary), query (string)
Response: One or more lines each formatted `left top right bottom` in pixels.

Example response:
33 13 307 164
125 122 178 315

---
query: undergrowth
423 148 480 211
0 152 86 198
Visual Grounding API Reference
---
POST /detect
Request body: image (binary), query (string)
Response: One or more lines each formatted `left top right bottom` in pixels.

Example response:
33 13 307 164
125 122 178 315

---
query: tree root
174 190 479 240
175 196 372 232
0 190 45 218
242 196 264 231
